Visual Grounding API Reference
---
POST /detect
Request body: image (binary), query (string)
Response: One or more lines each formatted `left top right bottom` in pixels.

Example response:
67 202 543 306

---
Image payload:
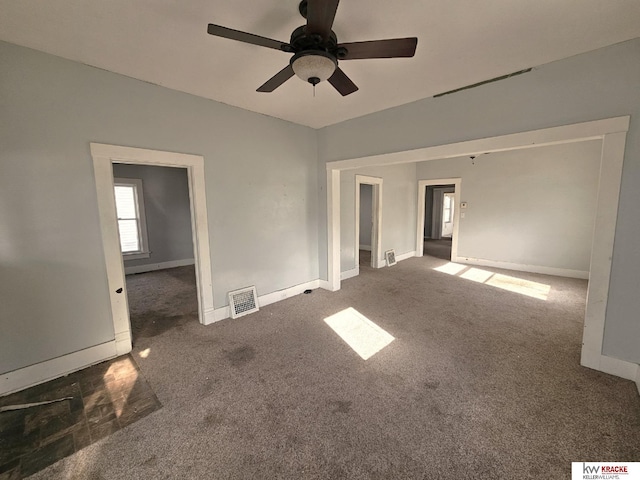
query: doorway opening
326 117 632 380
92 143 214 358
416 178 461 262
423 184 456 260
358 184 373 267
113 164 198 344
355 175 383 271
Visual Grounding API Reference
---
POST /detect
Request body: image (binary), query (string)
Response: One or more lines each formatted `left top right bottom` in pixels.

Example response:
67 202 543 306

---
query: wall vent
385 249 397 266
228 286 259 319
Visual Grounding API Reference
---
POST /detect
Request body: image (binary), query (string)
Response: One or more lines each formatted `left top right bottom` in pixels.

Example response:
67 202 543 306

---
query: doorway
112 163 198 344
423 184 456 260
326 117 632 381
355 175 383 270
92 143 214 357
416 179 461 262
358 184 373 267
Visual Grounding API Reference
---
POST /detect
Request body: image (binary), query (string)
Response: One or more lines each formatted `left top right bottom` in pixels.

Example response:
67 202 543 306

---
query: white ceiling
1 1 639 128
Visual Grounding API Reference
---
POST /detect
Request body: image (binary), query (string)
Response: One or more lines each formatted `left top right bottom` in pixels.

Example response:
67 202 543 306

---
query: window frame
113 177 150 260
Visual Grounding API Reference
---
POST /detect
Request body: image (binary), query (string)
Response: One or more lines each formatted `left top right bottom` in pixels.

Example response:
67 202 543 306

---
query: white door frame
325 116 638 381
416 179 461 260
91 143 214 355
355 175 383 269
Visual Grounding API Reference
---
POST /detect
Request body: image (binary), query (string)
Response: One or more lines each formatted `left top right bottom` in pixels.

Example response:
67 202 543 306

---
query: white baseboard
635 365 640 396
259 279 320 308
203 308 217 325
581 351 639 382
204 279 321 325
379 250 417 267
359 245 372 251
1 342 117 397
452 256 589 279
114 331 132 356
341 267 359 280
124 258 195 275
396 250 416 263
319 279 333 291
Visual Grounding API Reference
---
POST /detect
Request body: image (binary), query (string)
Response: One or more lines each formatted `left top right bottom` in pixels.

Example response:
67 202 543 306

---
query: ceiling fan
207 0 418 96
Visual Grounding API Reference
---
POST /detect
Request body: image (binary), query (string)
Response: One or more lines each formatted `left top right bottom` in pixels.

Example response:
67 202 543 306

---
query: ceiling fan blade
306 0 340 41
338 38 418 59
207 24 287 51
257 65 295 92
328 67 358 96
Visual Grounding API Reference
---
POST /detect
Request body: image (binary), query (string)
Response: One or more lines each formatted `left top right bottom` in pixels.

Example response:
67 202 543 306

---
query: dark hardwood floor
0 355 161 479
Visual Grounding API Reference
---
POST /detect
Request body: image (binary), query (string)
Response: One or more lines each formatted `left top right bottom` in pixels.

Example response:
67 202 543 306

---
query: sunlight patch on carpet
460 267 494 283
486 273 550 300
434 262 467 275
433 262 550 300
324 307 395 360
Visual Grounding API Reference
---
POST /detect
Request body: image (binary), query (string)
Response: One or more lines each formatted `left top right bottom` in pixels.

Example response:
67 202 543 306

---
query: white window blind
114 179 148 256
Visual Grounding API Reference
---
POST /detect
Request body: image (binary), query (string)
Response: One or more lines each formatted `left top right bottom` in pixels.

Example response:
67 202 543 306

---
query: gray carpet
423 238 452 260
29 257 640 479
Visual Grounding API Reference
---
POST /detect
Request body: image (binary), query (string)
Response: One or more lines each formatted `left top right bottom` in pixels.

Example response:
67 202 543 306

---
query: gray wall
0 41 318 374
319 38 640 364
418 142 601 272
358 184 373 247
341 164 417 272
112 164 193 269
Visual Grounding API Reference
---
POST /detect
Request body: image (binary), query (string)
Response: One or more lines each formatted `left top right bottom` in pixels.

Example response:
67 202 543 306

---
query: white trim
114 331 131 357
346 250 415 271
587 355 639 382
395 250 416 263
355 175 383 270
91 143 214 362
453 256 589 279
206 279 321 325
0 342 117 396
326 169 341 291
326 116 637 382
341 267 360 281
326 117 630 170
124 258 195 275
359 245 372 251
579 131 631 374
416 178 461 260
319 279 332 291
635 365 640 396
122 252 150 261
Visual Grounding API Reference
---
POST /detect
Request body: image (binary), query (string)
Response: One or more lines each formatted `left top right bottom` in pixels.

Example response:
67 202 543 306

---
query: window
443 192 455 223
113 178 149 259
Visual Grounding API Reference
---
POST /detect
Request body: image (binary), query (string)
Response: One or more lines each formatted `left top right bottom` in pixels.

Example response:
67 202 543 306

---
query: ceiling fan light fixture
291 51 337 85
